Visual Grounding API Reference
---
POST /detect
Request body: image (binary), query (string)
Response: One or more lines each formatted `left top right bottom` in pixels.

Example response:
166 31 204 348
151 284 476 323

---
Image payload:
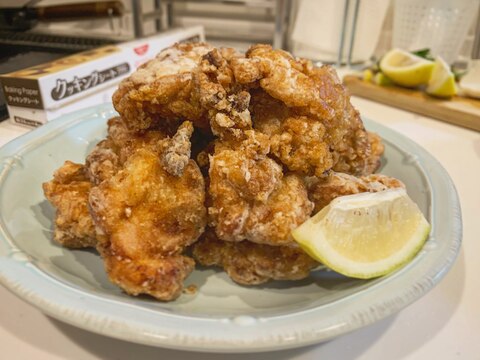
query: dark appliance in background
0 1 124 121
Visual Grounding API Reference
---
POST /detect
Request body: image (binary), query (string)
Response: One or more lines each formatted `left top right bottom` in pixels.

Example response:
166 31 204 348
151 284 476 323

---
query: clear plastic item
291 0 390 63
393 0 480 64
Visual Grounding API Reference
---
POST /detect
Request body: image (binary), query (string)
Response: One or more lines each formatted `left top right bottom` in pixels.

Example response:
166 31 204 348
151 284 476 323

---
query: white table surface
0 96 479 360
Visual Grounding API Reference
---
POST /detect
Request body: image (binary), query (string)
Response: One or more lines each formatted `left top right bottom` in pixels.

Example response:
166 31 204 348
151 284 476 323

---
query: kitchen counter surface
0 96 479 360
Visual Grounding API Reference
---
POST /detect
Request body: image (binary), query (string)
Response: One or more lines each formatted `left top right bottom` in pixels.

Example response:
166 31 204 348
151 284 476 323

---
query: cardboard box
0 26 204 127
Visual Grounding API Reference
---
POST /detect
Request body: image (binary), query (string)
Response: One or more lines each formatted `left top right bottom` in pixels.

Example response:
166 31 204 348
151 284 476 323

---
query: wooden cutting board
343 75 480 132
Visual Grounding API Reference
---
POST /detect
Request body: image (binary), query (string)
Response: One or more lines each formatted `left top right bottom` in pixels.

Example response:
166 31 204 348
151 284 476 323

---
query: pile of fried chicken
43 43 404 301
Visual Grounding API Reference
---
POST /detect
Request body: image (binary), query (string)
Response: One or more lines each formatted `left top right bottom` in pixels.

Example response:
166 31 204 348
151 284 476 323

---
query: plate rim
0 104 462 353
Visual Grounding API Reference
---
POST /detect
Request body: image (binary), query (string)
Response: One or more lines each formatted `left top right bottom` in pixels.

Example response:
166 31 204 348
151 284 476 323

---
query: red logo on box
134 44 149 56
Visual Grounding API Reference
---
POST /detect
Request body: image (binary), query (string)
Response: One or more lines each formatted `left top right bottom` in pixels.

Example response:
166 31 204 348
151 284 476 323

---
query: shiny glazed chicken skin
43 42 402 301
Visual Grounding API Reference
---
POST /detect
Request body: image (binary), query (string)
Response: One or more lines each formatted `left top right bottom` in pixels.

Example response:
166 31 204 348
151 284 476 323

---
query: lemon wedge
426 57 457 98
379 49 434 87
292 188 430 279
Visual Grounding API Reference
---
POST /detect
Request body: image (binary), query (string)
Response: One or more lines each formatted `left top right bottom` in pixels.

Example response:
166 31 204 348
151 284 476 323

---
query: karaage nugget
112 42 213 131
232 44 335 120
307 64 376 176
43 161 96 248
232 45 380 176
251 90 332 177
89 146 206 301
193 230 318 285
208 131 314 245
86 116 167 185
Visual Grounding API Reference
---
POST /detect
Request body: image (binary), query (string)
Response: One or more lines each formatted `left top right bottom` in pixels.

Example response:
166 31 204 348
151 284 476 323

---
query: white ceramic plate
0 104 461 352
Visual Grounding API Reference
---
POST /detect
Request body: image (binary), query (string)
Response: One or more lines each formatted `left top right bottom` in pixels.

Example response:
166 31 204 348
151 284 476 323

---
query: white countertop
0 96 479 360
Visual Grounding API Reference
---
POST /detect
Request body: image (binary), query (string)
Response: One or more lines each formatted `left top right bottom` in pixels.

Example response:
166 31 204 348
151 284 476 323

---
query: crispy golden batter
113 43 213 131
307 172 405 213
86 116 167 184
330 105 370 175
366 131 385 174
85 138 119 186
159 121 193 176
237 46 358 150
104 254 194 300
243 174 314 245
305 65 374 176
235 45 335 120
89 148 206 301
193 230 318 285
195 47 252 140
42 161 96 248
208 132 313 245
251 90 332 177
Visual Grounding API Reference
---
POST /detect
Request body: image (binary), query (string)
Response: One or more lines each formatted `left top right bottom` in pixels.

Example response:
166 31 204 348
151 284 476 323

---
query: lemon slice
379 49 434 87
292 188 431 279
426 57 457 98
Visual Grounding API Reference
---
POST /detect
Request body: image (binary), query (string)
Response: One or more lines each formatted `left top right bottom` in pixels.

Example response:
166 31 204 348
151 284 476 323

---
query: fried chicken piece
307 172 405 213
86 117 203 300
43 161 96 248
208 132 282 241
238 46 356 147
112 43 213 132
208 132 314 245
89 147 206 301
305 64 373 176
269 116 332 176
330 106 371 176
244 173 315 245
251 90 332 177
86 116 167 185
193 230 318 285
233 45 335 120
232 45 377 176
